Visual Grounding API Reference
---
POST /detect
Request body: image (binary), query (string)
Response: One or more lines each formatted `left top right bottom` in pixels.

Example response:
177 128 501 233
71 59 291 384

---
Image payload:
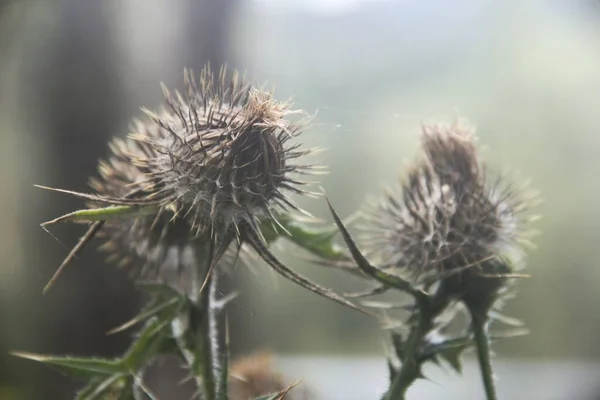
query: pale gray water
277 356 600 400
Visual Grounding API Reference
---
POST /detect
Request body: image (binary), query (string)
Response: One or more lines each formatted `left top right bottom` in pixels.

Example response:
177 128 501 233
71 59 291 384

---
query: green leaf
40 203 159 226
108 294 184 335
488 310 524 327
136 281 182 299
280 219 345 261
123 318 172 370
257 218 281 245
76 374 130 400
420 335 471 374
116 384 135 400
259 213 346 261
12 352 125 379
325 197 424 297
439 345 466 373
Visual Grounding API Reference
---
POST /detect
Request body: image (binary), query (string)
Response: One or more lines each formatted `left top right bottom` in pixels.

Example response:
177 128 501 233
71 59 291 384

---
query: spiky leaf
326 197 424 297
123 318 171 370
278 214 346 260
75 375 130 400
12 352 124 379
108 283 186 334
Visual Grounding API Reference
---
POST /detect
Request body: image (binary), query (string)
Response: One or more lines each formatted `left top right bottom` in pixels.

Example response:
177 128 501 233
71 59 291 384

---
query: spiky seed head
88 65 315 279
361 120 536 306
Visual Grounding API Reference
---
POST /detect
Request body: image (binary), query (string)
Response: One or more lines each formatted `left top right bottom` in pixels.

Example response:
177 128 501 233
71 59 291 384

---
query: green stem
384 290 452 400
470 311 498 400
385 298 435 400
198 270 218 400
385 317 427 399
171 236 230 400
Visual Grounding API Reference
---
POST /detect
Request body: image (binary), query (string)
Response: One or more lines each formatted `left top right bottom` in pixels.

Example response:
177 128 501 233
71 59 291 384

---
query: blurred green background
1 0 600 398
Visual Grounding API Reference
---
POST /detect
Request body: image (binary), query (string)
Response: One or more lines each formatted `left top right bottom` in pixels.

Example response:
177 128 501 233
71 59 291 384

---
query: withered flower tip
360 121 536 305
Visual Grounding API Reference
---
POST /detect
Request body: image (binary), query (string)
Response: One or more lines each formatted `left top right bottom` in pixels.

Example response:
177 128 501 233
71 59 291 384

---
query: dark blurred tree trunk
17 0 241 398
20 1 136 398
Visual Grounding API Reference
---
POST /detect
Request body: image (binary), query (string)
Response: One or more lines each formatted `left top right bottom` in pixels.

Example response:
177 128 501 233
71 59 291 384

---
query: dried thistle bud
361 120 536 307
228 352 309 400
84 65 314 278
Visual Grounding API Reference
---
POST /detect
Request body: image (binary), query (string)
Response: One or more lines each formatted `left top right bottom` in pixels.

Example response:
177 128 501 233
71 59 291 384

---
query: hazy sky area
253 0 394 13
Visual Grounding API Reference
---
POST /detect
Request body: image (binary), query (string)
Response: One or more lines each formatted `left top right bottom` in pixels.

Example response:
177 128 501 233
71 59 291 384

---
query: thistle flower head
361 120 535 303
96 66 311 228
86 65 314 278
41 65 368 313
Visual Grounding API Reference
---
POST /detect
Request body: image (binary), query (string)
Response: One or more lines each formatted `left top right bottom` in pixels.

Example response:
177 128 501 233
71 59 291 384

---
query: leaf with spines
11 352 125 380
419 328 529 374
258 212 347 261
38 203 161 294
420 336 471 374
107 297 182 335
39 203 160 226
439 344 467 374
75 375 131 400
326 196 425 298
277 214 346 260
108 282 186 335
242 222 372 316
122 318 172 371
14 302 180 398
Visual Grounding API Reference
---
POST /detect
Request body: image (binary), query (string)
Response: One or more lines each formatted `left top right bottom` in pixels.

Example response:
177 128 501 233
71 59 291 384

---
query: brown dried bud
360 120 536 306
228 352 309 400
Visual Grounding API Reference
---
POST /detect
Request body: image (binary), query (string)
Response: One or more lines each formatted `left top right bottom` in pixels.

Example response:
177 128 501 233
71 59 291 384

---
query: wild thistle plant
20 65 364 399
37 65 359 311
325 120 538 399
17 64 538 400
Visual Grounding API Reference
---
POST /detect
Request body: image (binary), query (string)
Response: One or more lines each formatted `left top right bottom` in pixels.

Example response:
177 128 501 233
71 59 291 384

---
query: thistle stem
385 298 435 400
470 309 498 400
172 236 229 400
198 270 218 400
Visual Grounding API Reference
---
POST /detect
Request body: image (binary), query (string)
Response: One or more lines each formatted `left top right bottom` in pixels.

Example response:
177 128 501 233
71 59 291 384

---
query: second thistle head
361 120 536 309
